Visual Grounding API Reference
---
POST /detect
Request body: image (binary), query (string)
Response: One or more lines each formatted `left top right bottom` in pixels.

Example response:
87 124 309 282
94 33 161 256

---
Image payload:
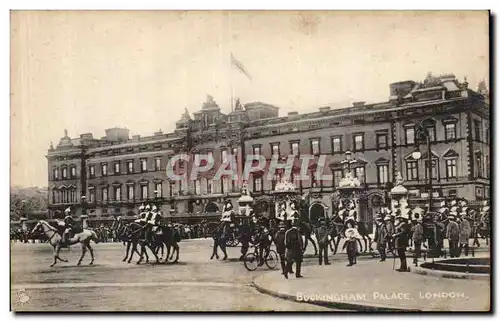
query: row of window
405 158 458 181
254 133 375 157
404 122 457 145
250 164 390 192
52 165 77 180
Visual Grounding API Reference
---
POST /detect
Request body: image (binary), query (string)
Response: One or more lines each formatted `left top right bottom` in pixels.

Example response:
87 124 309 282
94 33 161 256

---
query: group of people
372 198 490 272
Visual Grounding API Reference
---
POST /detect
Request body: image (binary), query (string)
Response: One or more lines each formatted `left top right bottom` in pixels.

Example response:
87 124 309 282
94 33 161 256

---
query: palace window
406 161 418 181
53 168 59 180
89 165 95 178
114 186 121 201
290 141 300 156
70 165 77 178
333 169 343 187
445 123 457 141
140 158 147 172
194 180 201 195
62 166 68 179
310 138 320 155
141 184 148 200
222 176 229 194
127 160 134 174
332 136 343 154
446 159 457 179
376 133 388 150
271 143 280 157
52 189 58 204
127 185 135 200
252 145 261 156
355 166 365 184
114 162 120 174
102 163 108 176
253 176 263 192
377 164 389 184
169 181 175 197
155 157 161 171
154 183 162 198
102 187 108 202
475 153 484 178
70 188 76 203
474 120 481 141
207 179 213 194
310 170 318 187
232 148 238 165
353 133 364 151
405 126 415 145
88 187 95 203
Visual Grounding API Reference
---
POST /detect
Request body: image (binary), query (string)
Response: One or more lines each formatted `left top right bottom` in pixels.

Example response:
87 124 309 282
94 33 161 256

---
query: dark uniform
284 223 303 278
315 218 331 265
411 220 424 266
375 218 390 261
446 217 460 257
274 223 287 276
393 218 410 272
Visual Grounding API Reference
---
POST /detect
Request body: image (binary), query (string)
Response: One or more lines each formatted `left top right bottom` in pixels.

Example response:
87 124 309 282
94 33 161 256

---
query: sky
10 10 489 188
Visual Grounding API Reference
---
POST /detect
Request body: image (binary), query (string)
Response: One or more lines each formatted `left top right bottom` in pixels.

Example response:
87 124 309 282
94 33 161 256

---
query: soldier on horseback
61 207 75 247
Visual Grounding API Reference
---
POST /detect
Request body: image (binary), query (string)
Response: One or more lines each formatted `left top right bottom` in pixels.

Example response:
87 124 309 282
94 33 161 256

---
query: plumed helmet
384 215 391 221
440 200 447 207
146 205 151 210
450 200 457 207
64 207 71 213
152 205 157 211
139 204 145 210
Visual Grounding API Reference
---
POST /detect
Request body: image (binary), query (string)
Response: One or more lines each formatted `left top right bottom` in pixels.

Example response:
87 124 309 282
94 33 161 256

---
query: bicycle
243 244 279 271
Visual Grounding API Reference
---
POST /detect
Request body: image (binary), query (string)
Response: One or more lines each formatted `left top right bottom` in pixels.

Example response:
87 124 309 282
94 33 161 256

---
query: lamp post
81 195 88 229
411 122 433 211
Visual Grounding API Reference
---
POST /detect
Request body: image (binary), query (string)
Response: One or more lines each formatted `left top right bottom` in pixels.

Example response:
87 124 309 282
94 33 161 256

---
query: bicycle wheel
265 250 279 269
244 253 259 271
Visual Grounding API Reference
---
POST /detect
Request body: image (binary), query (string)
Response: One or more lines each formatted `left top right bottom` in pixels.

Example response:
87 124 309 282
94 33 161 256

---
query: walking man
447 213 460 257
285 220 303 279
315 217 331 265
459 212 471 256
411 216 424 266
393 213 410 272
274 222 287 277
375 216 390 262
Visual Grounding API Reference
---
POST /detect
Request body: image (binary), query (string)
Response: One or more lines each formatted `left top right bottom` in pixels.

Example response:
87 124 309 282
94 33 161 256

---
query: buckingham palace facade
46 73 490 225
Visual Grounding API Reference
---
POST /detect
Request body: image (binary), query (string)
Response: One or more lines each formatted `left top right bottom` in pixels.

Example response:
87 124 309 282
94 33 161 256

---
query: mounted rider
61 207 75 247
219 200 236 237
134 204 147 224
145 205 161 243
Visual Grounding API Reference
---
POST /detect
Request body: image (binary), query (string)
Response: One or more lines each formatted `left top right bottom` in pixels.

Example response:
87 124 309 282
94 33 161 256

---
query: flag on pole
231 53 252 80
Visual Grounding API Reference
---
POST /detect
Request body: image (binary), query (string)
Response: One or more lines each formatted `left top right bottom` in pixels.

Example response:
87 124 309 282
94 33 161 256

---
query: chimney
288 111 299 116
319 107 331 113
352 101 366 107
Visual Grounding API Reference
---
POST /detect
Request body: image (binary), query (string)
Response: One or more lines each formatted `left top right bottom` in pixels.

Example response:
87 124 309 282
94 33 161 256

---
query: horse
115 222 146 263
153 224 181 263
31 220 99 267
298 221 318 255
123 221 160 264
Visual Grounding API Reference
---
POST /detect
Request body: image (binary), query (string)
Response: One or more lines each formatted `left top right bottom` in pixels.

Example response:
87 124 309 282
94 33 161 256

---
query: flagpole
230 52 234 112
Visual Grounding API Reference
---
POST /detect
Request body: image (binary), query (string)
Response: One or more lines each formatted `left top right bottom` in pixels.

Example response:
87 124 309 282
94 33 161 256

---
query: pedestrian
315 217 331 265
459 212 471 256
411 216 424 266
375 216 390 262
284 220 303 279
471 210 481 247
274 222 287 277
446 213 460 257
342 228 359 266
393 213 410 272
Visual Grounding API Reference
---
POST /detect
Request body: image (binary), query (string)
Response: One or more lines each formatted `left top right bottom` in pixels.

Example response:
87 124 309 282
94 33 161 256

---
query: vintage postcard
10 10 491 312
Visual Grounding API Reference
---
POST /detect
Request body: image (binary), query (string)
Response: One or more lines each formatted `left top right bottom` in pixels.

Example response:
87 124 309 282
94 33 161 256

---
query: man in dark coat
285 220 303 279
446 214 460 257
274 222 287 277
393 214 410 272
315 217 331 265
411 217 424 266
375 216 390 262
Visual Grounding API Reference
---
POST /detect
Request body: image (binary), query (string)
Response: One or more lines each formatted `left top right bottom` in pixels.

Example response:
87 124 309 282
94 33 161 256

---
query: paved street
11 239 335 312
11 238 491 311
